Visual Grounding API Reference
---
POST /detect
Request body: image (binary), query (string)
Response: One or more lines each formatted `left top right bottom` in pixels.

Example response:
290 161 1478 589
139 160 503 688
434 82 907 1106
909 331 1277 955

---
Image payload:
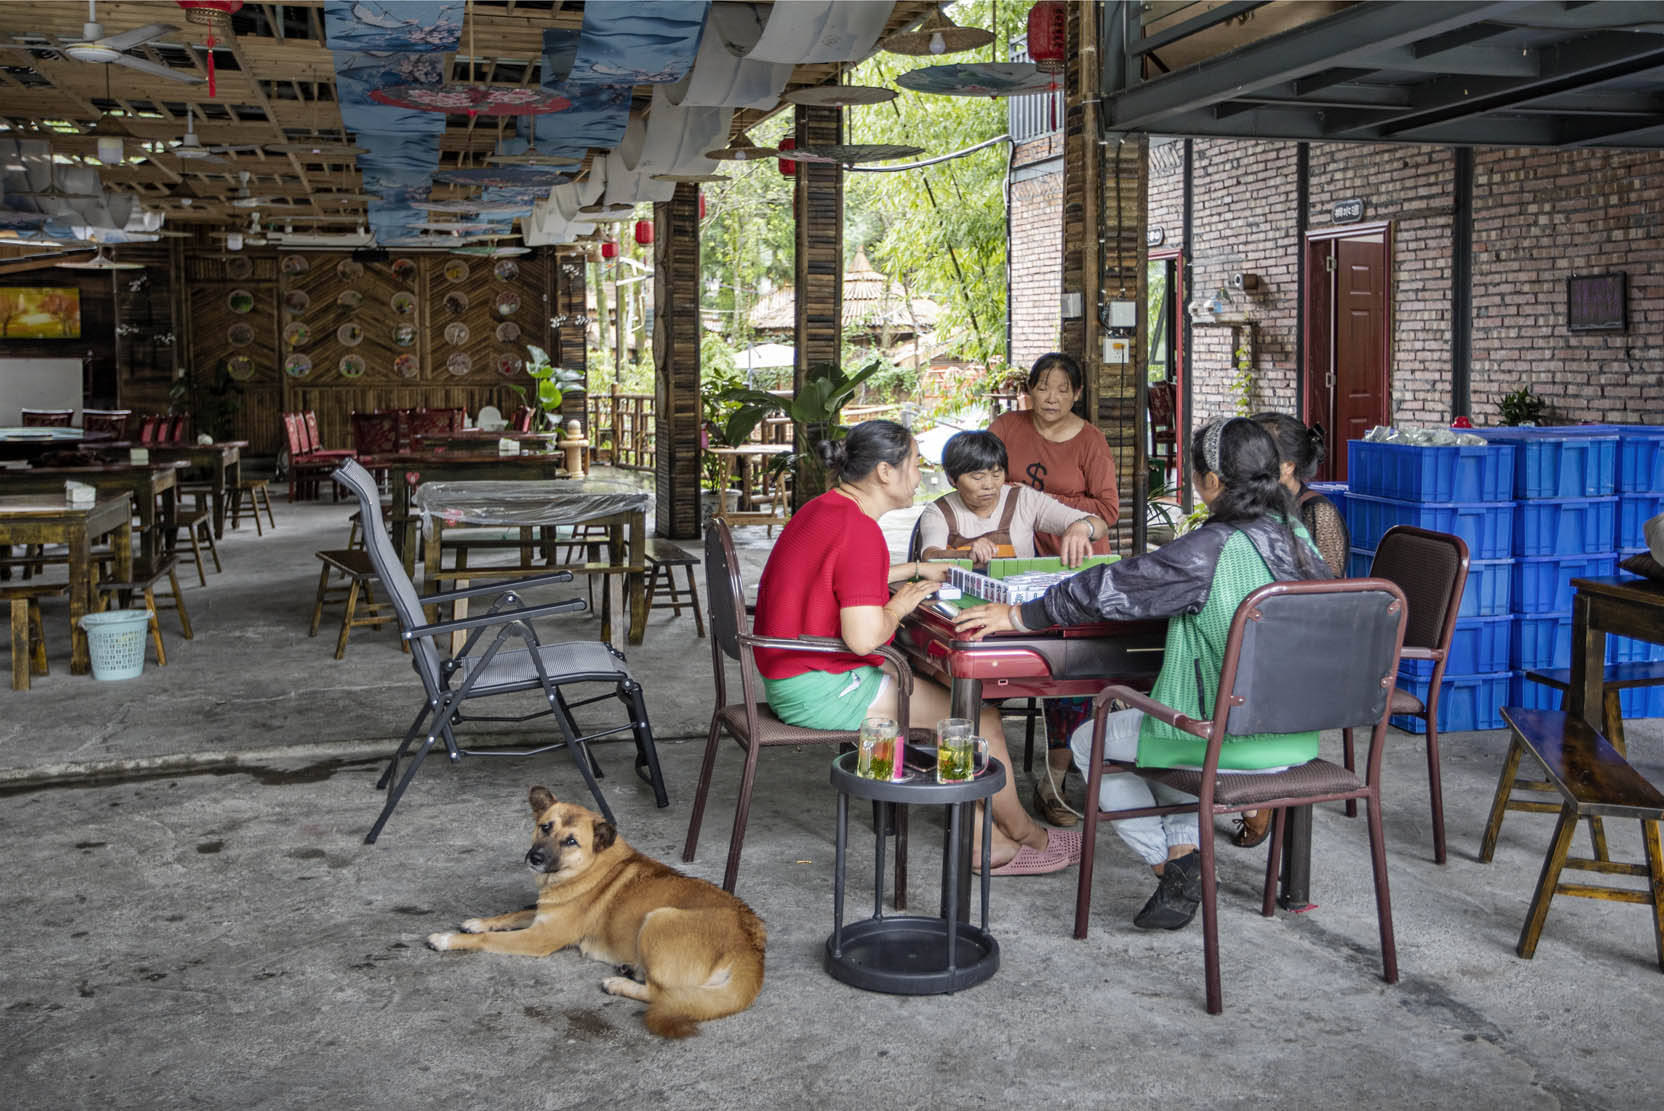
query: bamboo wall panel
653 184 702 539
186 248 553 453
793 103 843 507
554 249 588 428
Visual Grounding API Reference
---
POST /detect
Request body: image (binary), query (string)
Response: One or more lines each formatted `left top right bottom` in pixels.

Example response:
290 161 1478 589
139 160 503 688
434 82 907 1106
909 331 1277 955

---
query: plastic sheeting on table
414 480 652 527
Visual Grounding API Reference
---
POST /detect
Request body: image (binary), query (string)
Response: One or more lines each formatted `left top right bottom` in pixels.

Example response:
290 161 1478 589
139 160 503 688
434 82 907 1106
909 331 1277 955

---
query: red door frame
1303 221 1392 481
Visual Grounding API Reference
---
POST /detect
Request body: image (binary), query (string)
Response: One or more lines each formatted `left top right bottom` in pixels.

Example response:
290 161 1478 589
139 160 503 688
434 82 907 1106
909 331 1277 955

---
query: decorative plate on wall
284 353 312 377
392 323 418 347
446 352 472 376
337 322 365 347
495 321 521 343
226 256 253 280
394 353 419 378
495 292 521 317
227 289 255 314
227 322 254 347
226 355 256 381
496 353 523 377
283 321 310 347
281 255 310 275
336 259 364 281
444 322 469 346
493 259 520 281
337 289 364 310
284 290 310 314
391 257 417 282
443 259 470 283
443 290 469 315
390 291 416 316
338 354 366 379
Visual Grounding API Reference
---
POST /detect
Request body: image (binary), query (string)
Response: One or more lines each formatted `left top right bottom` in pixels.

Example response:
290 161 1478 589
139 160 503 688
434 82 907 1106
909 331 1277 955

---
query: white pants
1069 709 1200 868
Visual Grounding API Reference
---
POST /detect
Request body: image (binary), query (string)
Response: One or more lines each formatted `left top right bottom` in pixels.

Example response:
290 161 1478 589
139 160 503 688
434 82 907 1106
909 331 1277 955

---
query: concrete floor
4 482 1663 1110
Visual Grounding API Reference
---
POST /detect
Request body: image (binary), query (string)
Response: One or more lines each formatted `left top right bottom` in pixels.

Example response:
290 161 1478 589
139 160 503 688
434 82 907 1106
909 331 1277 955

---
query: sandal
1230 809 1273 848
986 830 1082 876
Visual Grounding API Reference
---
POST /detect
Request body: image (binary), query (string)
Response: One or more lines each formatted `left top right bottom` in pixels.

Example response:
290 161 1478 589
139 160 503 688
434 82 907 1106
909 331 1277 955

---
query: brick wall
1009 134 1062 371
1470 147 1664 424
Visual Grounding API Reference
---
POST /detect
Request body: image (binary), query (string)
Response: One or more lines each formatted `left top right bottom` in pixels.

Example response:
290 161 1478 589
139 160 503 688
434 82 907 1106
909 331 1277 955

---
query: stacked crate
1344 440 1517 733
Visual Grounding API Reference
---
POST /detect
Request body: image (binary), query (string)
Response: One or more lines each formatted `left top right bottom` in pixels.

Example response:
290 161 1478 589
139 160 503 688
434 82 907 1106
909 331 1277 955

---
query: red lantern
600 241 618 260
699 193 708 220
177 2 244 97
777 136 797 177
1027 1 1066 74
633 219 654 246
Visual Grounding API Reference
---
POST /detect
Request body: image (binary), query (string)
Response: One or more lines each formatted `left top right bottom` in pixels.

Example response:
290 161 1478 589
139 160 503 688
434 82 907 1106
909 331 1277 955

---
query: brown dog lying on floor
427 786 767 1038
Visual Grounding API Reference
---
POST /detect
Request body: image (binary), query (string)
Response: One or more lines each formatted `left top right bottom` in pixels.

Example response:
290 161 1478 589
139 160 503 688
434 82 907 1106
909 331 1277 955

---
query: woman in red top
990 352 1123 826
753 420 1080 874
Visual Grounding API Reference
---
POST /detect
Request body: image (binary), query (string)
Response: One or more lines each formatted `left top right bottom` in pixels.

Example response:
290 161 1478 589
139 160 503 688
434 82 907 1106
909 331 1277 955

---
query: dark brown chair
1148 381 1178 477
1076 577 1409 1014
20 408 74 427
81 408 131 440
408 407 464 442
1343 526 1469 863
350 411 401 456
283 413 332 502
683 519 927 895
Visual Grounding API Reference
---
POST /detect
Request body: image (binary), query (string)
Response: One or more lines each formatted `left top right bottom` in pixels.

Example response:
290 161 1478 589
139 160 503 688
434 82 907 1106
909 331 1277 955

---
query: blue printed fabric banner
322 1 462 52
332 51 448 136
566 1 708 85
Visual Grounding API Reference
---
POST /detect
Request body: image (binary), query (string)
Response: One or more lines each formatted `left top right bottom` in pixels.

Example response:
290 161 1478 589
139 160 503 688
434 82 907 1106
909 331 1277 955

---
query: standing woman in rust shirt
989 352 1123 826
989 352 1120 556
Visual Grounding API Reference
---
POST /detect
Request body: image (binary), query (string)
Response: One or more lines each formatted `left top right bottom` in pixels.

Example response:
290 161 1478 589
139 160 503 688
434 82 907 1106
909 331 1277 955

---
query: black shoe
1132 850 1204 930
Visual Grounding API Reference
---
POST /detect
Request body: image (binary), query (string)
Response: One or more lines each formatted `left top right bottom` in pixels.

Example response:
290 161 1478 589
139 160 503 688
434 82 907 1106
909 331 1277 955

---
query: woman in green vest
951 417 1330 930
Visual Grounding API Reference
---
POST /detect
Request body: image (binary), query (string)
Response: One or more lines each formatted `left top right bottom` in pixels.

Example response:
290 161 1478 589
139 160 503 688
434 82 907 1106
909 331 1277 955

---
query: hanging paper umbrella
881 7 996 56
895 63 1057 98
433 166 574 188
704 131 778 162
790 143 924 166
783 85 897 108
371 84 574 116
650 172 729 184
421 200 533 217
410 221 514 235
448 245 530 258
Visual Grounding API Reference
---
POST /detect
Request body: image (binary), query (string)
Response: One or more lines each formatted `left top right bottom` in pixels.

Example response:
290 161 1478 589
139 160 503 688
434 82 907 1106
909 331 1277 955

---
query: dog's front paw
459 918 487 934
600 975 633 996
427 932 458 951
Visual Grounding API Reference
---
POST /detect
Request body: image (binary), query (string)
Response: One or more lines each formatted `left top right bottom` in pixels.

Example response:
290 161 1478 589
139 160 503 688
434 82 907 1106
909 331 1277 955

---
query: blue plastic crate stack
1343 426 1664 732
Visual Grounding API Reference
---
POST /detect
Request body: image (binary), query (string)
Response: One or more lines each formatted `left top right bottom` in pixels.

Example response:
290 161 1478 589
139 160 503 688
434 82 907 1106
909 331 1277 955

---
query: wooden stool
309 549 401 659
1482 707 1664 969
230 479 277 535
644 538 704 638
175 493 223 587
5 582 65 690
95 556 193 667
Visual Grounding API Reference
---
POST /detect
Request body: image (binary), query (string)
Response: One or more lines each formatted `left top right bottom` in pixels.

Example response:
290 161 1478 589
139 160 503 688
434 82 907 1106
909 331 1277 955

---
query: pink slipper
987 830 1082 876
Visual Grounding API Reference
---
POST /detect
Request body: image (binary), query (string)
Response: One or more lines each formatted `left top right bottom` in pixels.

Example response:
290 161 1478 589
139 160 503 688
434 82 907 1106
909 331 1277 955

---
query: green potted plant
504 344 585 447
1499 385 1546 426
168 360 243 441
717 358 886 502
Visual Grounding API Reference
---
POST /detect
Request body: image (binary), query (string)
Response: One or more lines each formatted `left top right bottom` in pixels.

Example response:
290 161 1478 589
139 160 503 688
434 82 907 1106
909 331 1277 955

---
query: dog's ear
591 819 617 853
528 786 555 815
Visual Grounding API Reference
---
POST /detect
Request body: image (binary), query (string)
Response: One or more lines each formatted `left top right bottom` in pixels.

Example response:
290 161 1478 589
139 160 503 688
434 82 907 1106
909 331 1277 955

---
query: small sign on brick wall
1332 197 1366 224
1147 226 1165 247
1567 272 1627 333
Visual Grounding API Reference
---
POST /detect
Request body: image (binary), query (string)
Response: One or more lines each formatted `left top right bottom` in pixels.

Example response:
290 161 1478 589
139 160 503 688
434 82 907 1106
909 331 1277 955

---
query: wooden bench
644 538 704 638
4 581 66 690
1480 706 1664 969
1524 661 1664 755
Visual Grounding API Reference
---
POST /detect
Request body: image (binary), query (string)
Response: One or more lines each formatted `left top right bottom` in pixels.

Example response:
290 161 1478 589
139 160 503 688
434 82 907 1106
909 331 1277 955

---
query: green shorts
762 666 888 732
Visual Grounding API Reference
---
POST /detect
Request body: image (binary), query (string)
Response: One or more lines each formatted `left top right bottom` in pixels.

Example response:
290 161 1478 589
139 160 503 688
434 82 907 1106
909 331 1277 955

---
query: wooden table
108 442 246 539
0 426 112 462
414 479 651 646
709 444 793 530
411 431 556 452
0 494 133 675
0 462 182 568
356 451 571 573
1570 575 1664 732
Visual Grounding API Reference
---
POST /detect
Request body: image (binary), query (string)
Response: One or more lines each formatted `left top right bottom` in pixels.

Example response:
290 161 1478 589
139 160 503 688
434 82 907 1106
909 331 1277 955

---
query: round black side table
825 749 1005 995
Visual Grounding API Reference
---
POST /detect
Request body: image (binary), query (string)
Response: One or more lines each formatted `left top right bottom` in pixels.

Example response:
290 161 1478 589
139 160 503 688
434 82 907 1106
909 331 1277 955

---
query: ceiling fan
48 1 204 84
167 115 229 166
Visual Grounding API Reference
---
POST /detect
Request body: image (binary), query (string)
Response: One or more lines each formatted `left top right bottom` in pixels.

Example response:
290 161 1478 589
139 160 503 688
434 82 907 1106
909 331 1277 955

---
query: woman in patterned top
951 418 1331 930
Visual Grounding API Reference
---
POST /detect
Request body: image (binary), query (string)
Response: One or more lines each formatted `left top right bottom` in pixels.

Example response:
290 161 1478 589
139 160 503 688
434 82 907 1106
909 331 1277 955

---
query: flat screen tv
0 286 81 339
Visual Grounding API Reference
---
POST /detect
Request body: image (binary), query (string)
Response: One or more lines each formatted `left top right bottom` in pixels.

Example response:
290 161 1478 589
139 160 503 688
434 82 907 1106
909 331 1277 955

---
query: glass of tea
935 718 984 784
857 716 900 780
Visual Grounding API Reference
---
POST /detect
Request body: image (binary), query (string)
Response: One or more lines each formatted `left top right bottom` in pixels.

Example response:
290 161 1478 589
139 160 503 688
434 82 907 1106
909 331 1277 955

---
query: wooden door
1305 227 1390 481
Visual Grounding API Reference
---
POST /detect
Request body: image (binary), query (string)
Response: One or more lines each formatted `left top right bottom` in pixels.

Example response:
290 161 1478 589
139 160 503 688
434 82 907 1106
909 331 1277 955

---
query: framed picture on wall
1567 273 1626 333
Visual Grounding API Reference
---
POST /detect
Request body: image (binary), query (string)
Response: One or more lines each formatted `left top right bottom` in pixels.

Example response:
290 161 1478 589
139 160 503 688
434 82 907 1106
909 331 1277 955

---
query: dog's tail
643 1008 701 1039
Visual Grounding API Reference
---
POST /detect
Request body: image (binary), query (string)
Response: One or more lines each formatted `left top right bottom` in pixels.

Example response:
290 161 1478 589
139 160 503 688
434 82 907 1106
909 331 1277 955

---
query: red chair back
81 408 131 440
350 411 401 455
512 405 535 433
20 407 74 427
165 413 189 444
283 413 308 457
138 415 162 444
303 410 325 452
